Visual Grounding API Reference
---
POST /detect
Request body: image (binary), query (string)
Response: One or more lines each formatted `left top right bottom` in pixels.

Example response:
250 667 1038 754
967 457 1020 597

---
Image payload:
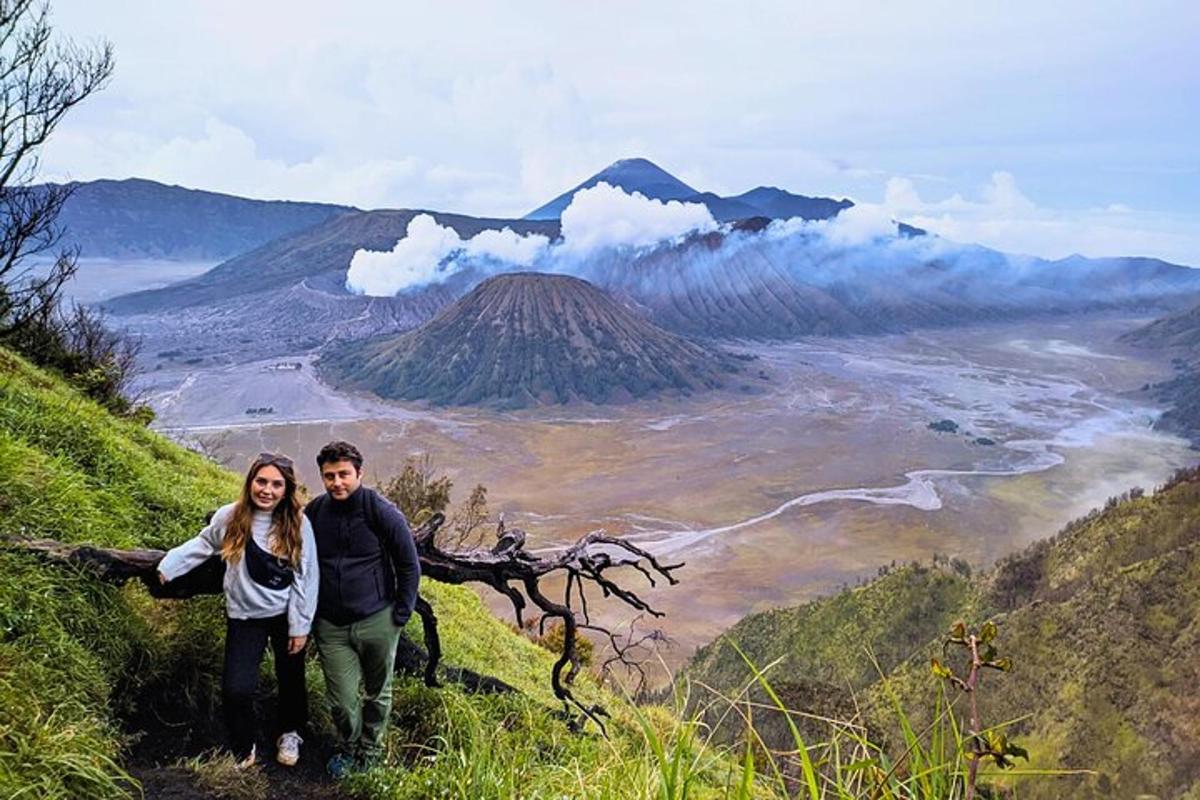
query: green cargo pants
313 606 403 760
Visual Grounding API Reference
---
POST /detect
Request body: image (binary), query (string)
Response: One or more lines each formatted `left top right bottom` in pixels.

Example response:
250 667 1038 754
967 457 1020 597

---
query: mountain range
55 159 850 270
83 158 1200 408
523 157 852 222
575 233 1200 339
47 178 354 260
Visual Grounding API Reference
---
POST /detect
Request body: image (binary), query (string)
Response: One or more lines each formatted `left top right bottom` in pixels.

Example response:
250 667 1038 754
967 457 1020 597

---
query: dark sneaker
326 752 355 779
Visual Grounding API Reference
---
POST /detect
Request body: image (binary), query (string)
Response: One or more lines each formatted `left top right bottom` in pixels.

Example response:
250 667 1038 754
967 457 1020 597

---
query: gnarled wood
5 512 683 733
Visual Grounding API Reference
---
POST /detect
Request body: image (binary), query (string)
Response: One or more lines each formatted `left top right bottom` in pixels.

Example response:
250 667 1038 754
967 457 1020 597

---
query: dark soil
129 752 349 800
122 683 350 800
129 765 206 800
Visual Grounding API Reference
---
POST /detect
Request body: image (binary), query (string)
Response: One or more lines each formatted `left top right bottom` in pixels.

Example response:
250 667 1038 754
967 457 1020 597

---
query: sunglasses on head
256 452 295 470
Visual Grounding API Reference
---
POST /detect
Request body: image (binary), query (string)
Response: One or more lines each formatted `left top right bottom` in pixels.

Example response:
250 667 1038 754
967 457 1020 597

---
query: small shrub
1 300 145 418
535 619 595 667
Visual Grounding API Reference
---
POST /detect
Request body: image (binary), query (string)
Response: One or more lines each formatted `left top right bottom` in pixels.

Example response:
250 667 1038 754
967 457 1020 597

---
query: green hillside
684 473 1200 799
687 563 975 695
12 334 1196 798
0 346 238 798
0 347 748 799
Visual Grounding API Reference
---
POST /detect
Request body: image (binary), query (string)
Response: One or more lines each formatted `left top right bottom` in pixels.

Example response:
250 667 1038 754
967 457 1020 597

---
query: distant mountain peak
524 157 698 220
608 157 660 169
525 158 857 224
729 186 853 221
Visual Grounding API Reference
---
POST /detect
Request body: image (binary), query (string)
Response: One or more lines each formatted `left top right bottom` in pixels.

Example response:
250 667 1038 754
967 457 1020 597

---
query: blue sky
43 0 1200 264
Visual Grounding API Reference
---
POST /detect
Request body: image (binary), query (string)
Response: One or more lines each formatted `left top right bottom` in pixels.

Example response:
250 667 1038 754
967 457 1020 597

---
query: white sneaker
276 731 303 766
235 744 257 769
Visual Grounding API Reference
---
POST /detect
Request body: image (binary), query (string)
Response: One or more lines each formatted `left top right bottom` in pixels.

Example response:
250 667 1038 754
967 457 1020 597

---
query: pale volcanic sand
151 316 1196 669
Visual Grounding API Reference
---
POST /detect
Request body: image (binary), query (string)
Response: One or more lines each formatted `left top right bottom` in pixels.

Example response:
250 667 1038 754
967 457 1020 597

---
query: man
305 440 421 776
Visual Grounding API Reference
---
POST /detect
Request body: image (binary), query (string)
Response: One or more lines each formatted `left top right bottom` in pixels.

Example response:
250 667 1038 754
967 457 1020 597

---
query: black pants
223 615 308 758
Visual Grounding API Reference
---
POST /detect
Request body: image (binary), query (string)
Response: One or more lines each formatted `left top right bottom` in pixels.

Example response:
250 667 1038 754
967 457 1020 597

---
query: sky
41 0 1200 265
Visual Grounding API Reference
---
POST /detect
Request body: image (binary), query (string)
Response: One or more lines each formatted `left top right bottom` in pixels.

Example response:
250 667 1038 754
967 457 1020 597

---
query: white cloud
47 117 424 208
558 182 717 256
345 214 550 295
764 200 899 248
39 1 1200 265
980 172 1036 213
878 172 1200 265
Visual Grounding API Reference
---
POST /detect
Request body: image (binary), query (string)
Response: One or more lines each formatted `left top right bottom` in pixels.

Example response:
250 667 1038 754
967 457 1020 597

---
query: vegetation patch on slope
684 472 1200 799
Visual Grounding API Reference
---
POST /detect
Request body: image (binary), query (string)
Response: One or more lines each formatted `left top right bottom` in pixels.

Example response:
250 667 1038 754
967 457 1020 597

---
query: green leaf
738 737 755 799
979 620 998 644
931 658 953 679
982 644 997 662
985 657 1013 672
950 620 967 641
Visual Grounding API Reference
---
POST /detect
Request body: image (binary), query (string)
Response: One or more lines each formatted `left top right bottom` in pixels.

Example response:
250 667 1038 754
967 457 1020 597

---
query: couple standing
157 441 421 776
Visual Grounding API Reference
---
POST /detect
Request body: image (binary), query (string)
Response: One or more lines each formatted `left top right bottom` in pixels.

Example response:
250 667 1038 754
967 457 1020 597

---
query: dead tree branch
6 511 683 733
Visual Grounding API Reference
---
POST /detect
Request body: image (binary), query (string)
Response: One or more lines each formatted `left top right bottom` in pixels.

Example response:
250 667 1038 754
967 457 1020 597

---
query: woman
158 452 319 768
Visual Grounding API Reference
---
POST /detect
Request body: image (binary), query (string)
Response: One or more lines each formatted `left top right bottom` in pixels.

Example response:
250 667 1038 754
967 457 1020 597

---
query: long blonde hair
221 453 304 567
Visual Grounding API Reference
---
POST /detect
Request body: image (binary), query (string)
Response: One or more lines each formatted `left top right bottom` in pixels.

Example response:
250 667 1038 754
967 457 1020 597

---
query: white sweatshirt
158 502 319 637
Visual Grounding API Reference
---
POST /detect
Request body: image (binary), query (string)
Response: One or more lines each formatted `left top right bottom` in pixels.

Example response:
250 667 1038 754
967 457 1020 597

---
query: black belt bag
245 535 295 590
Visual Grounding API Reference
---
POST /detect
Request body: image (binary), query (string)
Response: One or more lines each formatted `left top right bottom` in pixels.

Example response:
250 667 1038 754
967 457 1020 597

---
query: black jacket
305 486 421 626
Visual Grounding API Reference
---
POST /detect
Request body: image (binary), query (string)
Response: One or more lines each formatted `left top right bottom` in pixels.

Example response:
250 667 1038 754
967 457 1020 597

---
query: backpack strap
362 488 384 542
361 488 399 597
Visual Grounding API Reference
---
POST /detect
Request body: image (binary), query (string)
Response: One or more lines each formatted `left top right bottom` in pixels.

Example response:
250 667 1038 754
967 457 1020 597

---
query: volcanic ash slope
321 272 743 408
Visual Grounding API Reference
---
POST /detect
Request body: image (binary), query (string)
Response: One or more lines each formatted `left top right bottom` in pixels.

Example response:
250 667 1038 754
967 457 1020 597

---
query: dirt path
130 759 350 800
129 734 351 800
122 684 352 800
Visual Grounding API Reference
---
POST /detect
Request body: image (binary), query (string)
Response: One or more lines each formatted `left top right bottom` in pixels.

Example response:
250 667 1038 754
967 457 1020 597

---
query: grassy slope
0 347 240 798
687 564 975 693
0 347 744 800
967 476 1200 799
684 473 1200 799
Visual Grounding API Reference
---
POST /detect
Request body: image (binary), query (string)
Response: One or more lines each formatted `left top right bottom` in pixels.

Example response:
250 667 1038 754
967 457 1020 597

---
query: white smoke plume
346 214 550 295
558 182 718 255
346 182 718 296
766 202 898 247
344 172 1197 319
